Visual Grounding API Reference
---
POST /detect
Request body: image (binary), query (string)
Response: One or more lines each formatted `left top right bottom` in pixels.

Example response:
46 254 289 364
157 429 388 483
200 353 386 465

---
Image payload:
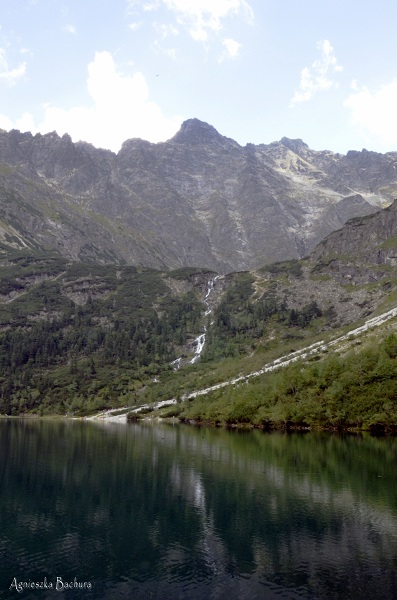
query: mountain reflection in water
0 420 396 599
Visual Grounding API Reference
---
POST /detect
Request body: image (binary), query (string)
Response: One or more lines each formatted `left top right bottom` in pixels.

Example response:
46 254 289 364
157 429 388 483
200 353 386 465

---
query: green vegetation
380 236 397 250
0 254 205 416
261 259 303 278
1 245 397 432
309 274 332 282
0 251 327 418
168 267 215 280
203 271 322 361
309 255 357 275
179 334 397 432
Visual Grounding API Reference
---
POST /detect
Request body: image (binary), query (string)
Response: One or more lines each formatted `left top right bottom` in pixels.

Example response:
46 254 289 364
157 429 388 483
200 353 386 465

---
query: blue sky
0 0 396 154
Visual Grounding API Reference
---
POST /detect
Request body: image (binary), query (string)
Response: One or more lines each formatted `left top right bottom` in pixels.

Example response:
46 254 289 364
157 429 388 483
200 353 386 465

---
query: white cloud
0 51 182 151
152 22 179 58
128 0 253 42
143 1 161 11
153 22 179 38
163 0 253 41
0 109 36 133
154 42 178 59
218 37 241 62
128 21 142 31
0 48 26 86
165 48 177 59
0 114 13 131
63 24 77 35
344 81 397 149
126 0 161 14
290 40 343 105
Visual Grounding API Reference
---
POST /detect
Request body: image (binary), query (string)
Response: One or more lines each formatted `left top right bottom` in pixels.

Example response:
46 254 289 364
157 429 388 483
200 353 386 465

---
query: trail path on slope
3 271 67 304
88 305 397 422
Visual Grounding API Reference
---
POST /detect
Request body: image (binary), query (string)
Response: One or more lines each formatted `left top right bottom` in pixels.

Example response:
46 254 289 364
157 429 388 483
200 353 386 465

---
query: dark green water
1 420 397 599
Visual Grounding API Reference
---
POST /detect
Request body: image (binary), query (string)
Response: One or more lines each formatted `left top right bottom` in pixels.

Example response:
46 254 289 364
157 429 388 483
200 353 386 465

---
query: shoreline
2 411 397 435
176 417 397 435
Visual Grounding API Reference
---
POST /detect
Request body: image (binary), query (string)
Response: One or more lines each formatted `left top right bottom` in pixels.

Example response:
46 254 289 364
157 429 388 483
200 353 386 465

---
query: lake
1 419 397 599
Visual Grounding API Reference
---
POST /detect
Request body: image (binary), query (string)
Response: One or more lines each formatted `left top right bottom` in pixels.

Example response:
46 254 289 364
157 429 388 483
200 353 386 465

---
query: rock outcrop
0 119 396 272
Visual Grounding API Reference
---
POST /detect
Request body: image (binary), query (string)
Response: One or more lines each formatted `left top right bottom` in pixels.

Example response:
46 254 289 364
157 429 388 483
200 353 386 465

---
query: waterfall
171 276 219 369
190 276 219 364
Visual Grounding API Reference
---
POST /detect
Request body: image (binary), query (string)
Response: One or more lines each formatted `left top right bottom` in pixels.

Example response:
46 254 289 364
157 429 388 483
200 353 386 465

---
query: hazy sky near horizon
0 0 396 154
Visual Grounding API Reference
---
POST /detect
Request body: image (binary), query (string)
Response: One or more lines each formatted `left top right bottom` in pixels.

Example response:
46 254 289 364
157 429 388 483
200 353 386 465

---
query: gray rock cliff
0 119 396 272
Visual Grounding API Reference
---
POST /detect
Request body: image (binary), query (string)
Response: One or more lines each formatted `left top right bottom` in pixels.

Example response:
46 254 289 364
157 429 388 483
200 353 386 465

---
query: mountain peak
280 137 309 153
170 119 226 145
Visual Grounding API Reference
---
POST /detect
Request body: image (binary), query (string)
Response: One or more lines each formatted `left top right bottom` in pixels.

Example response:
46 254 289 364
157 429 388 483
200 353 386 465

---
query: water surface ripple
1 420 397 599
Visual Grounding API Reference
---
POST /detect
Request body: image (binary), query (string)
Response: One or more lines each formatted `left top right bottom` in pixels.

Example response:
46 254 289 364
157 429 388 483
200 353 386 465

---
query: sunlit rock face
0 120 396 272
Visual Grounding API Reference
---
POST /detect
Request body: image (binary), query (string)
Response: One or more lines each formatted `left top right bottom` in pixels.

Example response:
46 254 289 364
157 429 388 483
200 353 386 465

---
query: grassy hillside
1 242 397 430
178 332 397 432
127 256 397 430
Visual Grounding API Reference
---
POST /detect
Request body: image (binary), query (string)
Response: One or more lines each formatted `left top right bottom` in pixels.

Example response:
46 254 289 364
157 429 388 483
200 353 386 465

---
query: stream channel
172 276 219 369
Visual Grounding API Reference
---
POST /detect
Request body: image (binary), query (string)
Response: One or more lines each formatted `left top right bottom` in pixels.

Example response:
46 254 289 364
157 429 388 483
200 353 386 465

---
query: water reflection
0 420 397 599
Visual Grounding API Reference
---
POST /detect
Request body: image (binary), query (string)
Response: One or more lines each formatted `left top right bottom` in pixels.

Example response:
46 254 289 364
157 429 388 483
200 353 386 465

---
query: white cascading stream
190 276 219 364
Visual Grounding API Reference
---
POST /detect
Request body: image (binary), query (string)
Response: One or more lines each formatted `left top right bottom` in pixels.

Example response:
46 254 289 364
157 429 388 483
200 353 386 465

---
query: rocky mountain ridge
245 200 397 335
0 119 396 272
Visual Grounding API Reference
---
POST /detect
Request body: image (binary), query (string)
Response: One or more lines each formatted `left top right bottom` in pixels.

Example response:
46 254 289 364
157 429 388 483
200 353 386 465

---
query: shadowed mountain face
311 199 397 266
0 118 396 272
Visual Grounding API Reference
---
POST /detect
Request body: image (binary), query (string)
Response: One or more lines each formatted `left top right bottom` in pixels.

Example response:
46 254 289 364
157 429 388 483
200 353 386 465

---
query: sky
0 0 396 154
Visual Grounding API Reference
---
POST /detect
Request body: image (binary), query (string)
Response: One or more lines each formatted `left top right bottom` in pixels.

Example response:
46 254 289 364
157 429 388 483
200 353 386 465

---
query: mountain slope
0 253 216 415
1 120 396 272
1 201 397 419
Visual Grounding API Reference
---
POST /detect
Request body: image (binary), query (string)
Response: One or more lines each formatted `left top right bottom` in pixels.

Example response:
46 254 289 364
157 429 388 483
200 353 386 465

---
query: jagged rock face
0 119 396 272
311 199 397 266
